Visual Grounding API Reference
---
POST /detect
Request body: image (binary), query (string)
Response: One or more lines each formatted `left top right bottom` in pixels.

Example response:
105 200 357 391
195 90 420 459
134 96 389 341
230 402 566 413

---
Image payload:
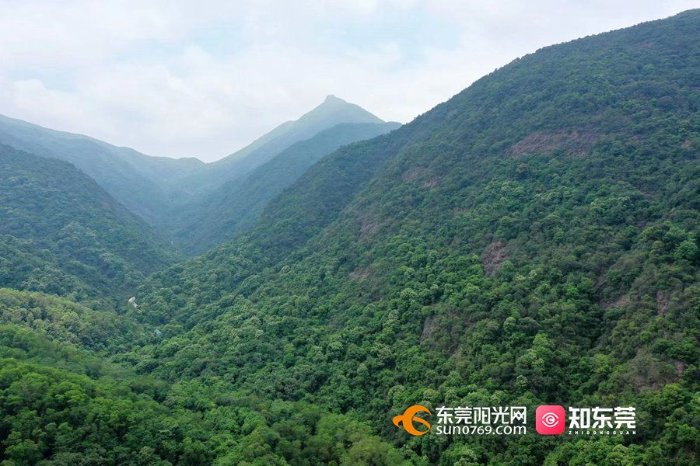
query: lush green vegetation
1 9 699 466
0 146 177 308
128 10 700 465
1 361 412 465
0 288 146 353
0 290 408 465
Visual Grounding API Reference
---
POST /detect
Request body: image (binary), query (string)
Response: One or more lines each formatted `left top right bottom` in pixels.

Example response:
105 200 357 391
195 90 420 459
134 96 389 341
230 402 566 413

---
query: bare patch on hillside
626 349 679 391
357 211 380 242
420 315 438 342
402 167 440 189
423 176 440 189
402 167 429 182
602 294 631 310
656 290 670 315
481 241 507 277
349 266 371 281
510 129 599 157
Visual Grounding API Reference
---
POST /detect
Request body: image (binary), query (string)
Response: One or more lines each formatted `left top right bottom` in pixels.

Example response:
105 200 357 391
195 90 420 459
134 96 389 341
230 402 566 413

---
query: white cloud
0 0 186 67
0 0 697 161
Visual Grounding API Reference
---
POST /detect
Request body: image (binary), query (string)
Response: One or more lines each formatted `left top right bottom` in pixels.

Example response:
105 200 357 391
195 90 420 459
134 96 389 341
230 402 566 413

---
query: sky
0 1 697 162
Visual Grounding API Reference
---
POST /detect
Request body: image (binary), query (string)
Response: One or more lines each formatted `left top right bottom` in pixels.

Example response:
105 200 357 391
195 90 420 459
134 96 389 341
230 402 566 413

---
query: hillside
174 121 401 253
127 10 700 465
0 290 405 465
0 145 177 307
0 115 204 223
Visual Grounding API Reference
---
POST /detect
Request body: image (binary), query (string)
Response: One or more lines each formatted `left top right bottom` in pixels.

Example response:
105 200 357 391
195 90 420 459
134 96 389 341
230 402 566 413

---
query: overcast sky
0 1 697 162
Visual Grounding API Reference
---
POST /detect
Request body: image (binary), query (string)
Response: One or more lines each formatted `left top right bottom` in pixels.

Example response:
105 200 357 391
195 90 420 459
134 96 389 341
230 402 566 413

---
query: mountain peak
303 95 383 125
322 94 346 104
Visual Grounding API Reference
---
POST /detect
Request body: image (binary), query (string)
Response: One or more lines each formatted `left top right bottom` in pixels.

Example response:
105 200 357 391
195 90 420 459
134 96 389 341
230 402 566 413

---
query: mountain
0 97 391 250
173 121 401 253
173 95 387 197
0 97 407 463
0 145 177 308
0 114 204 223
212 95 385 180
126 10 699 465
1 10 699 466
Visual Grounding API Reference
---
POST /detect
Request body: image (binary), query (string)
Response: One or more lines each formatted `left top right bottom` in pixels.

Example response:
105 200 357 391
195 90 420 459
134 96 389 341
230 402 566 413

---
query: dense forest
1 9 699 466
0 146 176 308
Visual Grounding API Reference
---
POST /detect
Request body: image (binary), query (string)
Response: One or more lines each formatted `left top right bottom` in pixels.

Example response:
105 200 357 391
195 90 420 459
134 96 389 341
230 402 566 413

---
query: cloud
0 0 696 161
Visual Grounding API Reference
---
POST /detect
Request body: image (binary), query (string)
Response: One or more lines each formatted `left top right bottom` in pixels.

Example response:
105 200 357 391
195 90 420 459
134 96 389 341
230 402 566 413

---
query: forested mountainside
0 286 405 465
0 145 176 308
172 121 401 254
0 9 698 466
125 10 698 464
0 114 204 223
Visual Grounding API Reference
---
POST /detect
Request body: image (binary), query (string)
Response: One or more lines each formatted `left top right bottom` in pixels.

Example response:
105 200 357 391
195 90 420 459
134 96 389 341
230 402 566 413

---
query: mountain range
0 10 698 466
0 95 398 250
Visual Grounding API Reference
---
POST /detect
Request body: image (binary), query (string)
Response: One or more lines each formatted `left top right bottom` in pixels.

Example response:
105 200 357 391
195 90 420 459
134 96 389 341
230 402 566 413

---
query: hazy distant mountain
216 95 384 171
0 96 391 247
174 95 387 196
173 121 401 253
0 114 204 223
